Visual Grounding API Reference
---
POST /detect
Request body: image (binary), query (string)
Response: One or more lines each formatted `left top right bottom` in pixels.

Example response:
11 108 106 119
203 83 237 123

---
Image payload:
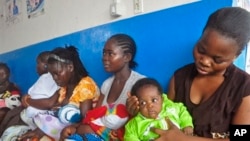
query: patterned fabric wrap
0 82 21 109
67 133 104 141
83 104 129 140
0 125 31 141
58 76 100 106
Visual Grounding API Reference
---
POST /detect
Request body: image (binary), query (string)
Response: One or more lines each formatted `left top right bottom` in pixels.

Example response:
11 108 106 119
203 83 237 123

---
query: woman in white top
61 34 145 141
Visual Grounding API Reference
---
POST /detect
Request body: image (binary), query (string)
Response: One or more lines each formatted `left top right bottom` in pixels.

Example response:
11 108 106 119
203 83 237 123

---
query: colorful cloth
33 76 100 140
124 94 193 141
59 76 100 106
57 104 81 124
0 125 31 141
66 133 104 141
0 82 21 110
83 104 129 140
33 111 70 140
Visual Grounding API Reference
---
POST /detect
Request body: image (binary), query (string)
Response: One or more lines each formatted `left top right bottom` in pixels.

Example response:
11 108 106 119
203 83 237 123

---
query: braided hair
48 45 88 84
204 7 250 56
108 34 138 68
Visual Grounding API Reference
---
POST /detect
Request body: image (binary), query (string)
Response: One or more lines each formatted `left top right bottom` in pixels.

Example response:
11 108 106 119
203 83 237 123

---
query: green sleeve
124 119 141 141
177 102 194 129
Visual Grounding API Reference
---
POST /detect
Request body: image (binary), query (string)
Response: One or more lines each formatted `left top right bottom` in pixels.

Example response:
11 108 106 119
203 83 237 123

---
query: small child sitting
124 78 193 141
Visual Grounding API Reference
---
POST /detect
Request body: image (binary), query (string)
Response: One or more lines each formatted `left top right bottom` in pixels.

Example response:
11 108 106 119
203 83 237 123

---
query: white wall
0 0 198 54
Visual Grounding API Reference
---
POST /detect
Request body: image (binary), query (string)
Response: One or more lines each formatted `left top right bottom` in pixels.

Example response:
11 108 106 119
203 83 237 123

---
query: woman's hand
126 93 139 116
18 128 44 141
21 94 30 108
151 118 186 141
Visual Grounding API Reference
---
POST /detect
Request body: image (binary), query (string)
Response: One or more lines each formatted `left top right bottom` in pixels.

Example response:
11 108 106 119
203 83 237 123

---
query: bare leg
76 124 95 135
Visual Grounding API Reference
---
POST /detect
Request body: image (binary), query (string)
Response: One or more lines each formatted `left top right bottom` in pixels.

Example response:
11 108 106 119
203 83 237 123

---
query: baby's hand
110 130 119 140
60 125 76 141
182 126 193 136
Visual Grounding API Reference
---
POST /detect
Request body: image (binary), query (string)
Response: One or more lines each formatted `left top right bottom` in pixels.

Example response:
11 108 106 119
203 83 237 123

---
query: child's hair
204 7 250 55
0 62 10 75
131 78 163 96
48 45 89 83
108 34 138 68
38 51 51 63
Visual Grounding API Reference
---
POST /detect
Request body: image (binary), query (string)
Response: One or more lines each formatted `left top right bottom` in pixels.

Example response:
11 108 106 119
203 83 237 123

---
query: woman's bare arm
167 76 175 100
24 90 60 109
232 95 250 124
80 99 93 117
95 94 104 108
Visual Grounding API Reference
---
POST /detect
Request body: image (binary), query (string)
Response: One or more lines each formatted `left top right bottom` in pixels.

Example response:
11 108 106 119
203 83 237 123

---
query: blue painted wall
0 0 234 94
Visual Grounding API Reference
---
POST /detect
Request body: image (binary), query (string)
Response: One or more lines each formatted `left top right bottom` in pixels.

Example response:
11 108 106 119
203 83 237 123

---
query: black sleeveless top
173 63 250 138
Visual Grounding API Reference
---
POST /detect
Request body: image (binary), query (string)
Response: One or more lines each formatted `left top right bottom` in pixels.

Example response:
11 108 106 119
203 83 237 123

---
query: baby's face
137 85 162 119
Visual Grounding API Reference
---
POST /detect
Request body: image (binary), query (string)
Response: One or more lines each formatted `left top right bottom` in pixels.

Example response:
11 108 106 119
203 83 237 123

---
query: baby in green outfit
124 78 193 141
